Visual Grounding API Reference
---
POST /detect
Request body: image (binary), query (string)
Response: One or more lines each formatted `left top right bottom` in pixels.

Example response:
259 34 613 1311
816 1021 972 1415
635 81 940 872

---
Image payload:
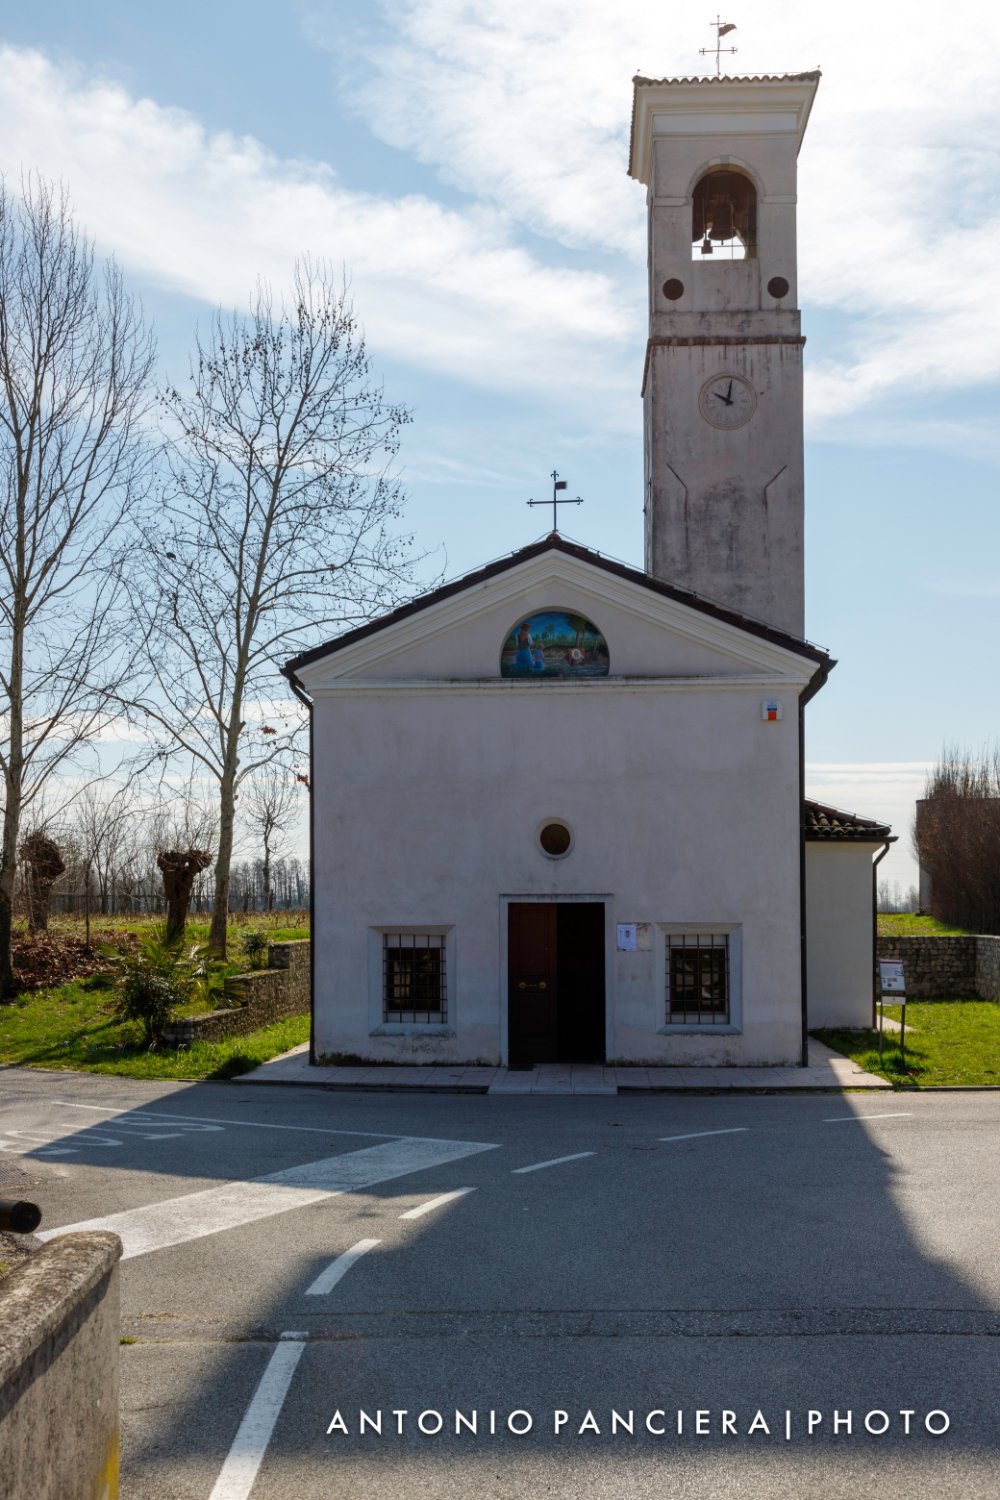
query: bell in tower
629 72 820 638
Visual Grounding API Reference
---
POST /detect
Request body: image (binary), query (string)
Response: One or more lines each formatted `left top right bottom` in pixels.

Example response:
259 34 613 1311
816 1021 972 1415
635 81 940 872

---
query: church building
284 70 893 1069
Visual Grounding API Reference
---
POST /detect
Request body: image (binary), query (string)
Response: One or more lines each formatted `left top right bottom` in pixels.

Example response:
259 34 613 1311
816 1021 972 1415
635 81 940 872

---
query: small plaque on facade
616 923 638 952
879 960 906 994
761 699 783 721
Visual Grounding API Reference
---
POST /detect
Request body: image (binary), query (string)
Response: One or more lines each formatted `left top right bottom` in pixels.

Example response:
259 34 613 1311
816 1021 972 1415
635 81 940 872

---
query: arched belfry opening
691 168 757 260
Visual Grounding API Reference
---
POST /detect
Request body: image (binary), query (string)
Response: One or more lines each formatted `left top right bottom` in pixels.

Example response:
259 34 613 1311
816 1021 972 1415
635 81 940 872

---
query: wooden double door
507 902 605 1065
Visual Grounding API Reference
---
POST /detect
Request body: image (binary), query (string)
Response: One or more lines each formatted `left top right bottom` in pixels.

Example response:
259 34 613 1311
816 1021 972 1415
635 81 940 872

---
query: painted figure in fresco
514 622 533 671
501 611 609 678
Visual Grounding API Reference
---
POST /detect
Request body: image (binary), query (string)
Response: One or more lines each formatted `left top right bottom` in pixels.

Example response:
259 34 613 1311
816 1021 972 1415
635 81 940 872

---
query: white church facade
285 69 893 1068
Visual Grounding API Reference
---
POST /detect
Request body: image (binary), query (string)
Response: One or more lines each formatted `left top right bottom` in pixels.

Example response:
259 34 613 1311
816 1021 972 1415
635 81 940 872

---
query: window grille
383 933 446 1024
666 933 730 1025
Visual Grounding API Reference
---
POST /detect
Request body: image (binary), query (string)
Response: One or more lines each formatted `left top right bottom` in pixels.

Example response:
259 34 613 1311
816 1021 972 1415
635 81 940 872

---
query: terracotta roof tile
804 799 893 842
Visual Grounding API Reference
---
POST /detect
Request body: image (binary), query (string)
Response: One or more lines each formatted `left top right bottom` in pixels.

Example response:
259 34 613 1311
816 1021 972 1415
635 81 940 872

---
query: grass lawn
33 912 311 945
814 1001 1000 1087
876 914 969 936
0 977 309 1081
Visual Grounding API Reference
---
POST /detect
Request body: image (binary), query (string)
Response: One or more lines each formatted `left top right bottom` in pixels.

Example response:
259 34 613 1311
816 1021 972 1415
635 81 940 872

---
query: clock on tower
629 71 820 638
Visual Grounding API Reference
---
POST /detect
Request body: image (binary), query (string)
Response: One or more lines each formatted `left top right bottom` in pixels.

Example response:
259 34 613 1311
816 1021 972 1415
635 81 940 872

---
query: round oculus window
539 822 572 857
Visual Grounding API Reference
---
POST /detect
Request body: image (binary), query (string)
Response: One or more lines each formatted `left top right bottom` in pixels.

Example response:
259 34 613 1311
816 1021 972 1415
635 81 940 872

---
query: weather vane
527 470 584 536
700 16 737 76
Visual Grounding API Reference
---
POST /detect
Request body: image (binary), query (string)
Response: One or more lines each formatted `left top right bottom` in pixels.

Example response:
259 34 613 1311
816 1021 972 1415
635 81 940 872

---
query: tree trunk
209 696 244 955
209 763 238 956
0 788 20 1000
0 609 25 1000
20 833 66 933
158 849 213 943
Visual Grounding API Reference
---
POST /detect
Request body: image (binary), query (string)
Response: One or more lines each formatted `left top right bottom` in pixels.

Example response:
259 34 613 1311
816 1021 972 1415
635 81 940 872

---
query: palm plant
104 926 244 1046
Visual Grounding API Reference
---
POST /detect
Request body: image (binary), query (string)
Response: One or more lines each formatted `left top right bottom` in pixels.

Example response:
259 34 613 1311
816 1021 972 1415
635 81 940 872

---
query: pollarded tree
128 264 415 955
0 178 154 997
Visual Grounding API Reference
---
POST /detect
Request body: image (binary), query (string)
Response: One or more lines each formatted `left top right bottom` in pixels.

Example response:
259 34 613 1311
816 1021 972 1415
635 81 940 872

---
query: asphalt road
3 1068 1000 1499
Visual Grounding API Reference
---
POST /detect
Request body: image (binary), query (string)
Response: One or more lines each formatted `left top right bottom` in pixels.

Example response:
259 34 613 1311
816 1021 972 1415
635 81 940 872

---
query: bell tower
628 72 820 637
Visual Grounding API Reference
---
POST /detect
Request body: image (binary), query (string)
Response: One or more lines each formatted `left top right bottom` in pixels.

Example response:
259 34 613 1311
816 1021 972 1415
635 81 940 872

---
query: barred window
383 933 447 1024
667 933 730 1025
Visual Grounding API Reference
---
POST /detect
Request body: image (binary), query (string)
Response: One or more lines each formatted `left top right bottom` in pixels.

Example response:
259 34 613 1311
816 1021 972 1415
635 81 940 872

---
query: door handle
518 980 548 991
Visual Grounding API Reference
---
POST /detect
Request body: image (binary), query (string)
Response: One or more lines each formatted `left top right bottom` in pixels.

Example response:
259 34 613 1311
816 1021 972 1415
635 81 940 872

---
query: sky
2 0 999 890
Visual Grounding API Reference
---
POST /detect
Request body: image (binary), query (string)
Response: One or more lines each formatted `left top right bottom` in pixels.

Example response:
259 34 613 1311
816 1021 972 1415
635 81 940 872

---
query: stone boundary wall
0 1231 122 1499
163 939 310 1046
974 936 1000 1000
876 935 1000 1000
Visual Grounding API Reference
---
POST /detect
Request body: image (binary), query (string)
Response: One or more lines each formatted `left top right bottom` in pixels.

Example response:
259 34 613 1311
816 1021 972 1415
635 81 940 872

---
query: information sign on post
879 961 906 994
878 960 907 1056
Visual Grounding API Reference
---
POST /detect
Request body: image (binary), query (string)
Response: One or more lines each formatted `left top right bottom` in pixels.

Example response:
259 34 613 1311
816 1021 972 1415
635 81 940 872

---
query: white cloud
315 0 1000 428
807 761 929 887
0 46 635 417
6 0 1000 440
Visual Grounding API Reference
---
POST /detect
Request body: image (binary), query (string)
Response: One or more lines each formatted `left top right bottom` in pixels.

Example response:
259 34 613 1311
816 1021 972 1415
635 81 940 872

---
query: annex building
285 70 893 1069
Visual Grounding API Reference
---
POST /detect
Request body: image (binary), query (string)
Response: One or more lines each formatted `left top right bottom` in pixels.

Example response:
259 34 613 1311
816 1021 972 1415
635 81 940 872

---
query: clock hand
713 389 733 406
725 379 733 404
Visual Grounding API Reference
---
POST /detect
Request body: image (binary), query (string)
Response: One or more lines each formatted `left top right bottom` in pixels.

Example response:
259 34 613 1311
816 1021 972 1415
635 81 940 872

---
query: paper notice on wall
616 923 638 952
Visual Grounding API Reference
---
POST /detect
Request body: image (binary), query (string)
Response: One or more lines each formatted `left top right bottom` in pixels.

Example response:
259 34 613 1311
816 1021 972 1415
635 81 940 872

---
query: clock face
699 373 757 429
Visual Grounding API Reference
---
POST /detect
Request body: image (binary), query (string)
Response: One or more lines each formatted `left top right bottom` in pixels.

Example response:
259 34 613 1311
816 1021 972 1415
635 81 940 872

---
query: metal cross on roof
527 470 584 536
699 16 738 75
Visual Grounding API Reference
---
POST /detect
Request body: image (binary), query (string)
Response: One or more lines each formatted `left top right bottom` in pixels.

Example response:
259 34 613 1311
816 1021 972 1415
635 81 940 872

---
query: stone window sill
371 1024 456 1038
656 1025 743 1036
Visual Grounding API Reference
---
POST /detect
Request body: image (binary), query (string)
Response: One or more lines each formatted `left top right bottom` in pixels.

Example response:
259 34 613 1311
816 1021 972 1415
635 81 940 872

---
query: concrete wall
0 1232 122 1500
875 935 1000 1000
806 842 876 1029
310 681 805 1067
163 940 310 1046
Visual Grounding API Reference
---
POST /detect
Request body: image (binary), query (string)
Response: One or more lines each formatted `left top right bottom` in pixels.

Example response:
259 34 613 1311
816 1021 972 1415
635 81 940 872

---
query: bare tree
127 264 414 955
242 763 301 910
0 178 155 997
913 744 1000 932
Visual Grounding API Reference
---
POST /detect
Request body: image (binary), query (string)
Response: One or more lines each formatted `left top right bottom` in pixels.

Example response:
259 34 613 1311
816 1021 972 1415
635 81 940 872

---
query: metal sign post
878 959 907 1060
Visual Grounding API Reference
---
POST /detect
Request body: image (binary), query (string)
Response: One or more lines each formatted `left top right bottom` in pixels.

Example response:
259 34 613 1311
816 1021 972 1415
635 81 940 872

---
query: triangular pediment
288 540 830 693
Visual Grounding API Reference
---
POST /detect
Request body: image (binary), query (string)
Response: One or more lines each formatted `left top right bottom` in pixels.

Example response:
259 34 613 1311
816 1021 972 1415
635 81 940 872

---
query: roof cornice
283 536 832 686
628 71 821 183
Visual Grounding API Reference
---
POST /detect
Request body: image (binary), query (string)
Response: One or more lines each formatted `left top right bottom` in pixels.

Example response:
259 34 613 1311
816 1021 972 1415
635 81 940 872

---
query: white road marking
36 1138 497 1259
824 1113 914 1123
512 1152 595 1174
51 1101 407 1139
208 1337 306 1500
658 1128 750 1142
400 1188 476 1220
304 1239 381 1296
0 1138 80 1156
0 1130 122 1151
